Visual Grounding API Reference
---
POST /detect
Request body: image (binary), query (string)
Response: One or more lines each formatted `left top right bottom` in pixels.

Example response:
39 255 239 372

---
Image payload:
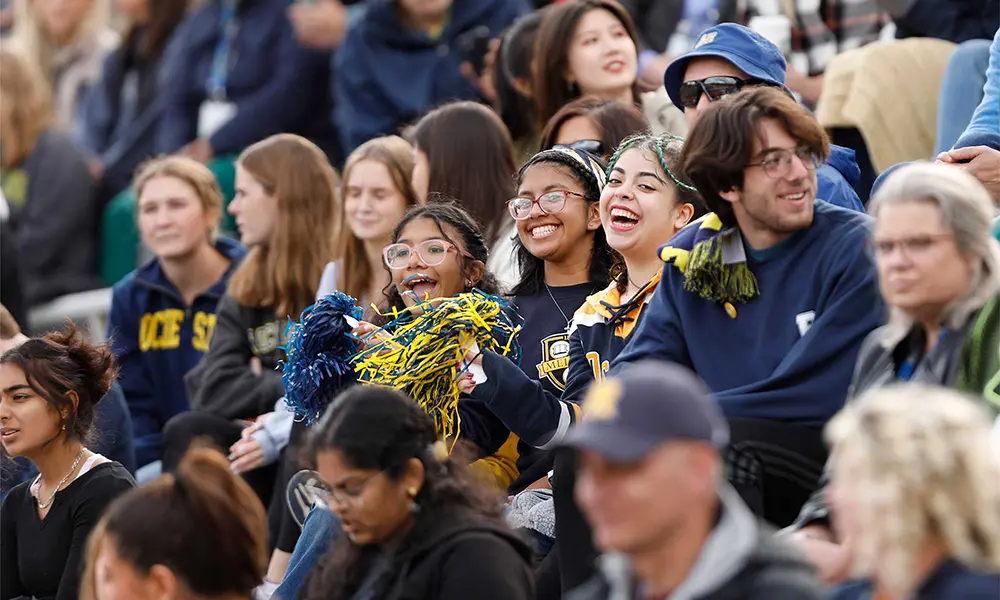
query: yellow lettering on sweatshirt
191 312 217 352
139 309 184 351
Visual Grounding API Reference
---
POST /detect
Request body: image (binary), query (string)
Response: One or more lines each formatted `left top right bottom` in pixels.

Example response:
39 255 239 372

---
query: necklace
544 284 573 332
33 448 86 509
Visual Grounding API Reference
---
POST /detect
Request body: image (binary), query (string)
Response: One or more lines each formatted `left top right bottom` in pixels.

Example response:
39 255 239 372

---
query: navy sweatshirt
832 559 1000 599
333 0 527 152
157 0 337 158
613 202 884 426
107 237 246 467
475 277 659 448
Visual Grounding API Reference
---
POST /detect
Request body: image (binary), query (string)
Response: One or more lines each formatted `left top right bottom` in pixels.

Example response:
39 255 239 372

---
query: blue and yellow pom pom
353 290 521 448
280 292 364 424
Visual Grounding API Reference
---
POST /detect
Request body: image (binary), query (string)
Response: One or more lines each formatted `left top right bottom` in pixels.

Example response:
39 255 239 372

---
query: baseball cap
562 361 729 463
664 23 792 111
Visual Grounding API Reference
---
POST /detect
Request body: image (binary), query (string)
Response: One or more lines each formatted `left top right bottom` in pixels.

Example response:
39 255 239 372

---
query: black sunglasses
554 139 604 156
678 76 764 109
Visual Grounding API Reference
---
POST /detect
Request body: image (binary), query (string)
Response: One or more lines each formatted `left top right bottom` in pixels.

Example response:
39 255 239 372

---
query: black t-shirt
1 462 136 600
513 283 596 397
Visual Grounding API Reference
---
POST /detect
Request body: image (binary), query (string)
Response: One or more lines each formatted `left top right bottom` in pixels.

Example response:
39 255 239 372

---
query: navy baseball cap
562 361 729 463
664 23 792 111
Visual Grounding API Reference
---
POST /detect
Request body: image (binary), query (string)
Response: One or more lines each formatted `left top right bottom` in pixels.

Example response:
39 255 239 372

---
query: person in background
876 0 998 43
78 0 189 201
493 11 545 162
301 385 534 600
333 0 527 153
0 305 136 501
107 156 245 479
157 0 340 165
0 192 27 329
408 101 520 291
614 87 883 525
0 324 136 600
79 448 269 600
565 362 824 600
622 0 727 87
663 23 866 210
539 96 649 161
0 48 101 308
6 0 118 129
789 162 1000 584
532 0 686 141
826 385 1000 599
164 134 338 507
317 135 421 310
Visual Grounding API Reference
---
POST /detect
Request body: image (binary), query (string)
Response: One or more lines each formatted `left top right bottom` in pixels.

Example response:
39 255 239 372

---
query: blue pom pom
280 292 363 424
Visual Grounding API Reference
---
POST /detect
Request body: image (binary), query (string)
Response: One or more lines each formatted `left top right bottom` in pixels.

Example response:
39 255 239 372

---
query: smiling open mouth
401 274 438 300
609 207 640 231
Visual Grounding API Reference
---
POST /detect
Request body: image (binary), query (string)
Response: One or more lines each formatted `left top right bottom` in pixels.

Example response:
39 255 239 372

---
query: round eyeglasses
382 239 470 270
746 147 822 179
507 190 587 221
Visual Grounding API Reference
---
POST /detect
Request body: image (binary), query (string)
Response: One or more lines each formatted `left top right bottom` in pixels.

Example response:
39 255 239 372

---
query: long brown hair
80 448 268 600
228 134 340 319
408 101 516 247
0 48 54 169
533 0 644 131
337 136 419 303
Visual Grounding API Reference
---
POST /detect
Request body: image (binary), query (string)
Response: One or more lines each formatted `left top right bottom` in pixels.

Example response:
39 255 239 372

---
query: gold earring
407 487 418 498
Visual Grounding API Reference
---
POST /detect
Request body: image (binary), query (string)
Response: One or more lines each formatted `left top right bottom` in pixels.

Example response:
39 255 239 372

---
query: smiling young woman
0 324 136 600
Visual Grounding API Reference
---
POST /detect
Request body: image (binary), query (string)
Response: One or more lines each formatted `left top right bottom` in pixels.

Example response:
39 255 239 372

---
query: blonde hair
228 134 340 319
8 0 112 83
133 156 224 241
826 384 1000 596
0 47 54 169
869 162 1000 346
336 135 419 302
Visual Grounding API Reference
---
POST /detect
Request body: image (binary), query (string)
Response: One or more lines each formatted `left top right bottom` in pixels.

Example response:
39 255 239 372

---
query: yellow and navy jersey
473 273 661 457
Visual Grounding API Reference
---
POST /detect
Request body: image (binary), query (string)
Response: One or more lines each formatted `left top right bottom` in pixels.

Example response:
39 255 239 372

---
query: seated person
334 0 527 152
613 87 884 524
107 156 245 475
157 0 339 164
0 48 100 307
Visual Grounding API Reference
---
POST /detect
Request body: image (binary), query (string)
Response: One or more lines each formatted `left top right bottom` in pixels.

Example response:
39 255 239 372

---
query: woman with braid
826 385 1000 599
460 133 706 592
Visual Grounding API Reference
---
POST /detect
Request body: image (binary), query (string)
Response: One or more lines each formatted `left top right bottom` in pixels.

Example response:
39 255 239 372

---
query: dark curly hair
0 322 117 442
303 386 503 600
376 201 501 325
509 149 615 296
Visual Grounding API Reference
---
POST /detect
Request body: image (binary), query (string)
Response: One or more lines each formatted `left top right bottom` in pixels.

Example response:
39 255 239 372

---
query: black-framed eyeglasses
746 147 822 179
507 190 587 220
554 139 604 156
678 76 763 109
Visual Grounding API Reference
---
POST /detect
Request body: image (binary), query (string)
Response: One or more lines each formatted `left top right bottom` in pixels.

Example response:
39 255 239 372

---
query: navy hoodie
157 0 338 158
819 145 864 212
333 0 527 152
107 237 246 468
613 203 884 426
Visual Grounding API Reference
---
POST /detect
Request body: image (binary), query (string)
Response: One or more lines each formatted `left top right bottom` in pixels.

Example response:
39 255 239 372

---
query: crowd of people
1 0 1000 599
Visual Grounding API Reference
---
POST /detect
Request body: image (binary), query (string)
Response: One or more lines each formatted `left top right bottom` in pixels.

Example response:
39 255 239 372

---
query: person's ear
718 187 741 206
65 390 80 416
402 457 426 499
147 564 180 599
586 202 601 231
464 260 487 289
512 76 532 98
672 203 694 232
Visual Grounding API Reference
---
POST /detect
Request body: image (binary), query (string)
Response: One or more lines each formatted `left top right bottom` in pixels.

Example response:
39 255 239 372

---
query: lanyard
206 0 238 100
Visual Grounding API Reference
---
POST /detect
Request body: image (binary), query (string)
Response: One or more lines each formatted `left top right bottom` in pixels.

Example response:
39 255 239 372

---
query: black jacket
368 506 534 600
567 485 823 600
183 294 285 419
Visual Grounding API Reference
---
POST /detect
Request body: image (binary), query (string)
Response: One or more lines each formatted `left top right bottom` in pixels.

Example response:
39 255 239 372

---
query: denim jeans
936 39 992 155
272 505 340 600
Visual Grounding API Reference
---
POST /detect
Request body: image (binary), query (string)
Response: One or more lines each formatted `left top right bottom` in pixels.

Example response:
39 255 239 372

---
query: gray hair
868 162 1000 345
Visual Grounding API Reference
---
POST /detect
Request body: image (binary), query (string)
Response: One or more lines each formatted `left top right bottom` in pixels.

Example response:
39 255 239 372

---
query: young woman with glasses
301 385 533 600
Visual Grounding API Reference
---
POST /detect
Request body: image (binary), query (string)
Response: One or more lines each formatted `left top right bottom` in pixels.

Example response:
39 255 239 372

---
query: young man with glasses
611 86 883 527
663 23 865 212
